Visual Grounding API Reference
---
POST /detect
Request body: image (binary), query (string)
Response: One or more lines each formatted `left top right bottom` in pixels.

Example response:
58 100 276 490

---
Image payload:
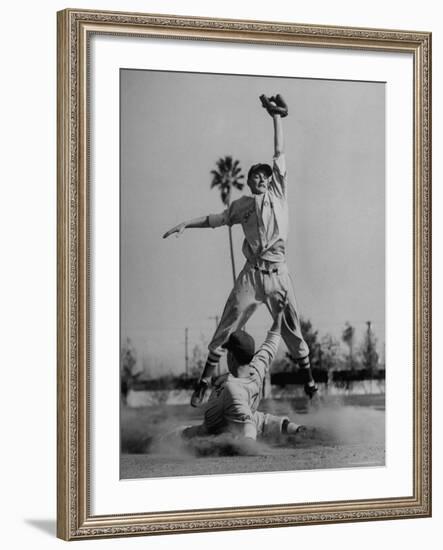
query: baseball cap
222 330 256 364
247 163 273 181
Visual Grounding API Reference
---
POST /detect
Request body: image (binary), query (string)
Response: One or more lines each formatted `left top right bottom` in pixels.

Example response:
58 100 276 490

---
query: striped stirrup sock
297 356 311 369
207 350 222 368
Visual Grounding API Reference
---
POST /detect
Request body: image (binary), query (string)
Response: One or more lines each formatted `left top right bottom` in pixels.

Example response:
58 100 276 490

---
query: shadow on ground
25 519 56 537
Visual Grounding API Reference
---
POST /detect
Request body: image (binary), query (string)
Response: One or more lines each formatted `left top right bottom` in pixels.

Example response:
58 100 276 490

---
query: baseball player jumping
182 294 306 441
163 94 318 406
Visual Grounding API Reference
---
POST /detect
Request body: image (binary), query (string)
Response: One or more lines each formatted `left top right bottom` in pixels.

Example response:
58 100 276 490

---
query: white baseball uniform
205 153 310 372
185 330 288 440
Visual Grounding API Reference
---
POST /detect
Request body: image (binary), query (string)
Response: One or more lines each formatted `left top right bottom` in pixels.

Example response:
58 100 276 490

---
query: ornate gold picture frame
57 8 431 540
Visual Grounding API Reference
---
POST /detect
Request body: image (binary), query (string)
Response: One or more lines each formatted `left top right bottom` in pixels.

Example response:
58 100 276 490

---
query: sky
120 69 385 375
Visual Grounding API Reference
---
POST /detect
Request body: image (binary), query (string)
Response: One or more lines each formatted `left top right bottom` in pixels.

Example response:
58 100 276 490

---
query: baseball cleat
304 381 318 399
294 424 307 434
190 379 210 408
284 421 307 436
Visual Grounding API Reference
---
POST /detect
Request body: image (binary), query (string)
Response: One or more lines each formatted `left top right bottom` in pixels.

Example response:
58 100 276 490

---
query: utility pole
185 327 189 377
366 321 373 391
366 320 373 372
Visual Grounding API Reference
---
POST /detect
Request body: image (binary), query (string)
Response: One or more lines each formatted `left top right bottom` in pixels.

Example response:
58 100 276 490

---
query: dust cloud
121 398 385 459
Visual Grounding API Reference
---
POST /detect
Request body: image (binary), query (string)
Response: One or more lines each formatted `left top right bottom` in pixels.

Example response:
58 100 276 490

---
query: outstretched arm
250 292 288 383
273 113 284 157
162 215 209 239
260 94 286 157
269 293 285 333
163 203 236 238
260 94 288 196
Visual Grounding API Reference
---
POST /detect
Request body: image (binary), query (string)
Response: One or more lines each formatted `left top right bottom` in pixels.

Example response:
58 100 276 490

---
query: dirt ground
120 394 385 480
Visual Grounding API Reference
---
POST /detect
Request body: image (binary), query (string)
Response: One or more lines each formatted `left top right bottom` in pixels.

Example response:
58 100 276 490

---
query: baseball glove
259 94 288 117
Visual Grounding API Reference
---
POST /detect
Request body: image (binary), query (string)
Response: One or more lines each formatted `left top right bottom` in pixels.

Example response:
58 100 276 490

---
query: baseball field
120 393 385 479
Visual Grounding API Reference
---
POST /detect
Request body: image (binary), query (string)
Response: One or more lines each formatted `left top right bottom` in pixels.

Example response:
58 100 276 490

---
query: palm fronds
210 156 245 205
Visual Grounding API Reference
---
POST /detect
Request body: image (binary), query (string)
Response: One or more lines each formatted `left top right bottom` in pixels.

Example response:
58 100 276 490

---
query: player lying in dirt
181 292 307 445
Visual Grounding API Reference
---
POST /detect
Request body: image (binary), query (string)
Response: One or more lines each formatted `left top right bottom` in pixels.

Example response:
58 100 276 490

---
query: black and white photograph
1 0 439 544
120 69 386 480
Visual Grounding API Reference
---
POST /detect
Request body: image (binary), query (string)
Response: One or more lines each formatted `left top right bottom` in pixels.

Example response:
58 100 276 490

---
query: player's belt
252 265 278 274
249 260 283 274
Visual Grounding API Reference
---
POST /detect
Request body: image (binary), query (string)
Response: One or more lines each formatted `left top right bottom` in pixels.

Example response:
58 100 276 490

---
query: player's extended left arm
259 94 286 157
273 112 285 157
259 94 288 195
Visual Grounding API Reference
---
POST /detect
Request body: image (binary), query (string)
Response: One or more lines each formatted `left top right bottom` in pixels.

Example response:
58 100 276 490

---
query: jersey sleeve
208 210 229 228
269 152 287 198
249 330 281 385
207 199 241 228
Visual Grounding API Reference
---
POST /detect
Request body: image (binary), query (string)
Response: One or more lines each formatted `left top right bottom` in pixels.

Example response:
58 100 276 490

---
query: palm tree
210 156 245 283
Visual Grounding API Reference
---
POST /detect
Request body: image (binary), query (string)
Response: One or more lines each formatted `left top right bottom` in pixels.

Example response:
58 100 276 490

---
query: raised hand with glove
259 93 289 117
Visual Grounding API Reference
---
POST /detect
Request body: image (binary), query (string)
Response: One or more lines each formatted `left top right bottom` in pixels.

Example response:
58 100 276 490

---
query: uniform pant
182 412 289 441
206 261 309 369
